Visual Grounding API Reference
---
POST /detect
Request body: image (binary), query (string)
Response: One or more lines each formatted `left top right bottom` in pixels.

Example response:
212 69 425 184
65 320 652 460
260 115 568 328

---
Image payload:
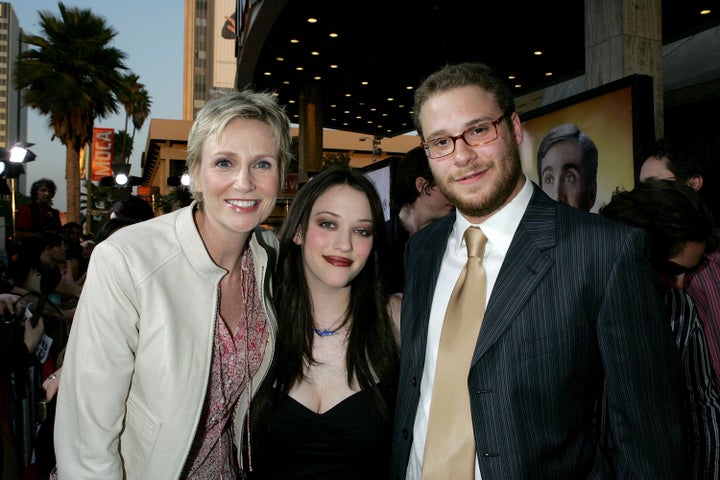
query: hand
0 292 19 316
43 367 62 401
23 315 45 353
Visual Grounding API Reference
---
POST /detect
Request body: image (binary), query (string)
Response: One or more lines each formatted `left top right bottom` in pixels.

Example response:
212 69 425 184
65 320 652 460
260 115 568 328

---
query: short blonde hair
185 89 293 205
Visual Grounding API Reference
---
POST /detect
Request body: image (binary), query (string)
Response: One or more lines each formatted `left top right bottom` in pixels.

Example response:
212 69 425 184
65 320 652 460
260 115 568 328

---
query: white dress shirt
406 177 533 480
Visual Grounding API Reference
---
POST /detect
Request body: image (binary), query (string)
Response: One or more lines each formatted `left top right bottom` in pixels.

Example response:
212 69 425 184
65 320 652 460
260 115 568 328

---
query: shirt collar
452 176 533 256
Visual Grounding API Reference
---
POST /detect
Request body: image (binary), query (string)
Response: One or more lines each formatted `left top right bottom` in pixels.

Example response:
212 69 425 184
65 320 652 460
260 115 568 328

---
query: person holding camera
0 293 45 372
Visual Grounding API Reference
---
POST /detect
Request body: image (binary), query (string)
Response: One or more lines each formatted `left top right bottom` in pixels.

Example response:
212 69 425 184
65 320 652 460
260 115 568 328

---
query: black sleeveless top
249 383 394 479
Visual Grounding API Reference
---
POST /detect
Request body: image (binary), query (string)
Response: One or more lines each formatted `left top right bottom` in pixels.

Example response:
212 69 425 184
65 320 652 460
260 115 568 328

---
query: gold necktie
422 226 488 480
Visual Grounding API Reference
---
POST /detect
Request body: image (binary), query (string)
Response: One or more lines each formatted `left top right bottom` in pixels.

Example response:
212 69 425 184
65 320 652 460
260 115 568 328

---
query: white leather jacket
54 203 278 479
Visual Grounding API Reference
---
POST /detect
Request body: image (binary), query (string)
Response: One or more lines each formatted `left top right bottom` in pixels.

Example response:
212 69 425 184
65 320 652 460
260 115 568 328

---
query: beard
438 137 523 219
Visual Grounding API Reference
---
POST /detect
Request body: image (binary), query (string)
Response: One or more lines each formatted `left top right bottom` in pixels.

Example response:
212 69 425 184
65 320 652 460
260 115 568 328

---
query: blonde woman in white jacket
54 89 292 479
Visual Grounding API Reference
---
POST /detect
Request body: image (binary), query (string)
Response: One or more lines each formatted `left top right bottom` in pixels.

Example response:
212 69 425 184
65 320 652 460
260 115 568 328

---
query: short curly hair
30 178 57 202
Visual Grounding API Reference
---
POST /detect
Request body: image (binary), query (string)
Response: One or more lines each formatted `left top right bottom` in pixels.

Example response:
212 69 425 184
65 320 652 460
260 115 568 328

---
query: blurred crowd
0 179 154 479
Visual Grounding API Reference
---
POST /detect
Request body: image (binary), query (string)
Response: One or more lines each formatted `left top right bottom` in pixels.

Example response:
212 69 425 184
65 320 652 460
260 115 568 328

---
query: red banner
91 128 114 181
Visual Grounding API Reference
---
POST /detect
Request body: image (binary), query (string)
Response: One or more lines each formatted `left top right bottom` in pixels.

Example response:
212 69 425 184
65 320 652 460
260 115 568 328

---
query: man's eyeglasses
657 257 708 280
422 113 506 159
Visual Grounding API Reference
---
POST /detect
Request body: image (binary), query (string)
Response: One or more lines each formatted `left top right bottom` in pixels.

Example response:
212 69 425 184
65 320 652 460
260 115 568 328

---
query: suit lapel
472 186 557 364
402 214 454 366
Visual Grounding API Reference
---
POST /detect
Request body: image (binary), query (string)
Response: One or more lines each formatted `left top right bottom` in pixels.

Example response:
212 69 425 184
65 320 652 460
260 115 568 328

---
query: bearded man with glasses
391 62 687 479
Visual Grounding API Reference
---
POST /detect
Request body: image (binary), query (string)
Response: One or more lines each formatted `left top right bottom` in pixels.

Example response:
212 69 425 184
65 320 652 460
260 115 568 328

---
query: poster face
519 77 652 213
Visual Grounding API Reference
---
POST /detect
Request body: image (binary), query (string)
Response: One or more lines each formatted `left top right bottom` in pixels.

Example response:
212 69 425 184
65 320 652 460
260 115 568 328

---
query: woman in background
249 167 400 479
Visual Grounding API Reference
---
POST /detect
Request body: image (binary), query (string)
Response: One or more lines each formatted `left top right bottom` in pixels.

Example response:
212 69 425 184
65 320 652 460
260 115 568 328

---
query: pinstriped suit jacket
391 184 687 479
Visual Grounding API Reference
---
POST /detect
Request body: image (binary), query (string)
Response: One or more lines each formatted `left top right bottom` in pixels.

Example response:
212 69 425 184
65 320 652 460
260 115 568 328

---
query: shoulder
406 212 454 251
253 226 279 249
251 227 279 258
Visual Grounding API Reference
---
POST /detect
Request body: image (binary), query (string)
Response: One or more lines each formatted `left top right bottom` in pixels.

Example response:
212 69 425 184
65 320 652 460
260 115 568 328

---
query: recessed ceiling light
508 75 516 80
545 72 553 76
307 17 317 23
534 51 542 55
330 64 338 69
296 66 304 71
329 32 338 38
361 81 369 85
514 84 522 88
311 51 319 56
700 9 711 15
345 93 352 97
276 57 284 62
290 39 299 44
263 72 271 76
314 76 321 80
387 98 394 101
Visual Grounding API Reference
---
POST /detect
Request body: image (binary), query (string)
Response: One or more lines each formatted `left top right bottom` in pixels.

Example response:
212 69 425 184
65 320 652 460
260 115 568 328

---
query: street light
167 172 191 187
99 163 143 188
0 142 37 241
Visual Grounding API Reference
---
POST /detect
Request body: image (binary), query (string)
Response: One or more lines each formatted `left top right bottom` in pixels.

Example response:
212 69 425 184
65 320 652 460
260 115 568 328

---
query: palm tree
117 73 152 164
113 130 134 163
15 2 128 222
130 86 152 147
116 73 140 162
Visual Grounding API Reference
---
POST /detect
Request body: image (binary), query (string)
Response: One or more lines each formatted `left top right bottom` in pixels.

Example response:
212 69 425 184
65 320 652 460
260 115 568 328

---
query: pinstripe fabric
686 248 720 384
391 184 687 480
666 287 720 480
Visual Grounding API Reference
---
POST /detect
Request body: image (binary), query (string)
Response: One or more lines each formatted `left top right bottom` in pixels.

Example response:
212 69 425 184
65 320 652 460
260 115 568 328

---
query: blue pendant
313 328 338 337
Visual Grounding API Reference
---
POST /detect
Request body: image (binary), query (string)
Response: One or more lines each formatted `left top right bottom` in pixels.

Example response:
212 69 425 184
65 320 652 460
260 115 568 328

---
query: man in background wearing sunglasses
640 138 720 386
601 179 720 479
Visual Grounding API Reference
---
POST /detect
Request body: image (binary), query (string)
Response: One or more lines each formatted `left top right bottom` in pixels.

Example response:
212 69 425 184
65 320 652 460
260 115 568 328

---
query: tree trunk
65 146 81 223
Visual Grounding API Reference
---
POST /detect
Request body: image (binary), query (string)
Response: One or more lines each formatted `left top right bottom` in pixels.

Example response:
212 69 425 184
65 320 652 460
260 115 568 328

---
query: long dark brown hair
256 166 399 420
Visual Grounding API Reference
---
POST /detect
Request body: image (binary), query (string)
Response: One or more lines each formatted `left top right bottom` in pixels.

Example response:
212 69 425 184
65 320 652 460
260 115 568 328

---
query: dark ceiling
243 1 720 139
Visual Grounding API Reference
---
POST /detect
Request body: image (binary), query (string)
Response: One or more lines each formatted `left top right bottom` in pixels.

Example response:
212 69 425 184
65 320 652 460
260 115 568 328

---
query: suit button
402 428 409 440
412 376 417 387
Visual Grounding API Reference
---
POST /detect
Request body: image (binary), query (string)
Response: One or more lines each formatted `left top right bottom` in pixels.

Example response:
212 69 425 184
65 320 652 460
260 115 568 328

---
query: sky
11 0 185 211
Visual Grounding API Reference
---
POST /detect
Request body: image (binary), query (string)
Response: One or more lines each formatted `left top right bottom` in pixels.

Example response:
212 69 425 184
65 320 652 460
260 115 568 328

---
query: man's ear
687 175 704 191
415 177 428 195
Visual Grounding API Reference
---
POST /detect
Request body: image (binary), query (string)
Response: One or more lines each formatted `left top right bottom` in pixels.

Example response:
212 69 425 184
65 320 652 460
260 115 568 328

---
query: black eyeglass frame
422 113 507 159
